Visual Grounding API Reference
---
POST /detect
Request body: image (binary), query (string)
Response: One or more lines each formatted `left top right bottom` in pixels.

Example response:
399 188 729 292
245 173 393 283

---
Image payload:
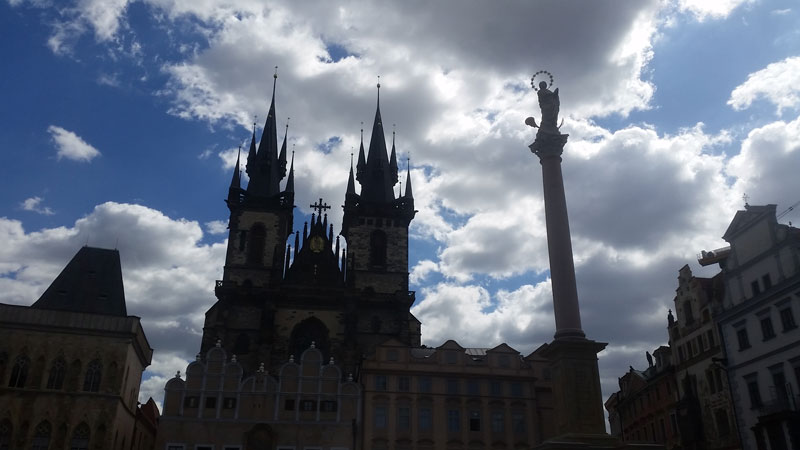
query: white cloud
20 197 55 215
0 202 226 407
205 220 228 235
48 125 101 162
677 0 752 21
728 56 800 115
409 259 439 286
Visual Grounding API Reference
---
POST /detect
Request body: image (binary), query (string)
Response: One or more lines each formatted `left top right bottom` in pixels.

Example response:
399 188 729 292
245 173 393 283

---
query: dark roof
32 246 127 316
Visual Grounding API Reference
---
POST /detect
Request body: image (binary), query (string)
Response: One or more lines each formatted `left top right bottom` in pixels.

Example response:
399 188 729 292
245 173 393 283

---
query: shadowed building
698 204 800 450
0 246 154 450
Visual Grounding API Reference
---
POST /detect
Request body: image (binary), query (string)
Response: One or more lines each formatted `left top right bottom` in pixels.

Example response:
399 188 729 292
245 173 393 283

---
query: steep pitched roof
32 246 127 317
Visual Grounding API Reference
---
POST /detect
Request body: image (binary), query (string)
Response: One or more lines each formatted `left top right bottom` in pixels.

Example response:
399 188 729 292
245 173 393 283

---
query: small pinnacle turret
404 159 413 199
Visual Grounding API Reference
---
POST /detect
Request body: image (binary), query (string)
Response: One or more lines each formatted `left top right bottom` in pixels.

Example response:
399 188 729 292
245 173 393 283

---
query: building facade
667 266 740 450
699 204 800 450
0 246 154 450
360 339 555 450
605 347 680 449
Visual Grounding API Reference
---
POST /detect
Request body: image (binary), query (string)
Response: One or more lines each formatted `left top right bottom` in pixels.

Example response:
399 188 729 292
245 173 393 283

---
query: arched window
30 421 50 450
369 230 387 267
8 355 29 388
69 422 89 450
289 317 330 360
247 223 266 265
83 360 102 392
46 358 66 390
0 419 12 450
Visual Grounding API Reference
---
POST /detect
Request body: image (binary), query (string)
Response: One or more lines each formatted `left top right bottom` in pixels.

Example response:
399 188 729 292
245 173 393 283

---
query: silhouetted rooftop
32 246 127 317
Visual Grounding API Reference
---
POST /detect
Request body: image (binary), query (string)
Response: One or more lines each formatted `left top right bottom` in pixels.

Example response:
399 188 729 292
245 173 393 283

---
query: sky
2 0 800 413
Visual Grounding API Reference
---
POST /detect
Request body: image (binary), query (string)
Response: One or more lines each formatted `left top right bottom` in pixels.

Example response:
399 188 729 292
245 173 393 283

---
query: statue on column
526 71 567 155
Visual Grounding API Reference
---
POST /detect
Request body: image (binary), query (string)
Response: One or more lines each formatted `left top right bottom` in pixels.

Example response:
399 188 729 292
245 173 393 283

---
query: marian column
526 74 652 449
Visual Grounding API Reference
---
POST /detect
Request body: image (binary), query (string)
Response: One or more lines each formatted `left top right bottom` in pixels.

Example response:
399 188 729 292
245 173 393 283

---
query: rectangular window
446 379 459 395
467 379 480 395
751 280 761 296
386 349 398 361
321 400 337 412
761 317 776 340
205 397 216 409
419 376 432 393
301 400 316 411
780 307 797 331
511 382 523 397
223 397 236 409
374 406 387 429
398 376 410 392
375 375 387 391
469 410 481 431
398 407 410 430
490 380 502 396
183 396 198 408
762 274 772 290
512 412 525 433
491 411 504 433
284 399 295 410
447 409 460 432
746 377 762 408
737 328 751 350
419 407 432 431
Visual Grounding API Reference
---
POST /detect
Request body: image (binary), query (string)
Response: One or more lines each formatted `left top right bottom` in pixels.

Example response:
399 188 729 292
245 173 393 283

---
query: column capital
529 131 569 160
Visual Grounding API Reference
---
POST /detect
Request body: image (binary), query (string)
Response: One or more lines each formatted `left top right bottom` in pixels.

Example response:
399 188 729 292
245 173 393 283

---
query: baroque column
527 77 659 449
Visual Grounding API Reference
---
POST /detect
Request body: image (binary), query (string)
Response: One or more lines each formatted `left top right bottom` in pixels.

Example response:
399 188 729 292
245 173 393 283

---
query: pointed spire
323 213 328 231
346 152 356 195
294 231 300 258
356 123 366 180
285 149 295 193
250 66 283 197
360 80 395 203
328 223 333 242
389 125 398 184
303 221 308 245
230 145 242 189
246 121 257 170
279 119 289 173
335 235 340 259
404 156 413 199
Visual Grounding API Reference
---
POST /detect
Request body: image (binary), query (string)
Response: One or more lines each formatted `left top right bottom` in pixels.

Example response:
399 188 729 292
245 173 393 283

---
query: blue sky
2 0 799 409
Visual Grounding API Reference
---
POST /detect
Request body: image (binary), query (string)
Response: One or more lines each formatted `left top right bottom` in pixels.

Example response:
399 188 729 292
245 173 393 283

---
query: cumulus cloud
728 56 800 115
677 0 752 20
0 202 225 406
48 125 101 162
205 220 228 235
20 197 55 215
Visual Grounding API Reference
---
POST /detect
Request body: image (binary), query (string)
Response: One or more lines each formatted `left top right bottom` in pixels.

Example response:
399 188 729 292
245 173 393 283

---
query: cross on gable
310 198 331 216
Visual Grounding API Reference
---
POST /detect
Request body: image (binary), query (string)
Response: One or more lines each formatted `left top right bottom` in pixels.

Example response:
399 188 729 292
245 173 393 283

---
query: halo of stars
531 70 554 91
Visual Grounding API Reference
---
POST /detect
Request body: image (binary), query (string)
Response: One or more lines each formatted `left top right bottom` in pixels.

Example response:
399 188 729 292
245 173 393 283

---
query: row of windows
735 304 797 351
372 406 526 434
0 419 91 450
183 396 237 409
373 375 525 397
5 355 106 393
676 329 716 363
744 361 800 409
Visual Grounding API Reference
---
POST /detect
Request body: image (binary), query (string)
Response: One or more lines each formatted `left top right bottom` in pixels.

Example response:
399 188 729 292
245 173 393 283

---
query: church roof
32 246 128 317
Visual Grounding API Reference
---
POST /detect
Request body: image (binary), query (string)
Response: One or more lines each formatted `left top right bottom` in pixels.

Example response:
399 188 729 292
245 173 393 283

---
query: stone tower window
247 223 267 265
70 422 90 450
8 355 29 388
31 421 50 450
369 230 387 267
46 357 66 390
83 359 102 392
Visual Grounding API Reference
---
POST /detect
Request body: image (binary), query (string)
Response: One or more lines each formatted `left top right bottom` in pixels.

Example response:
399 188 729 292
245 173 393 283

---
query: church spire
389 126 398 184
231 146 242 189
346 152 356 195
356 123 366 182
278 119 289 177
248 67 285 198
285 149 295 193
360 79 395 203
246 121 257 175
404 157 413 199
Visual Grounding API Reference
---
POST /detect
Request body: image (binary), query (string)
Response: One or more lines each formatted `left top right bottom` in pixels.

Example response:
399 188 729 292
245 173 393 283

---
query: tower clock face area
309 235 325 253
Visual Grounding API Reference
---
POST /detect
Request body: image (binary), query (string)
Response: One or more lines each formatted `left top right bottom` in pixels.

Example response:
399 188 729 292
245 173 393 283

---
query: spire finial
743 193 750 207
350 151 354 167
377 75 381 105
274 65 278 79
